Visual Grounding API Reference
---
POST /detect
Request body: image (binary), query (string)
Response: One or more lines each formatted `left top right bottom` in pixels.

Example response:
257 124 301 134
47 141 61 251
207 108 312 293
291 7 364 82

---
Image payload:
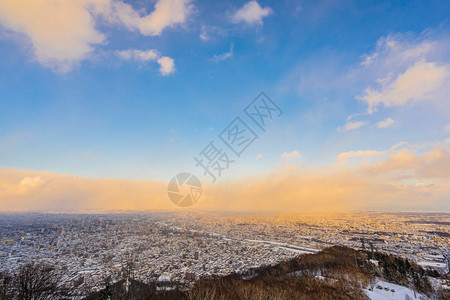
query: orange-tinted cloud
363 148 450 179
1 141 449 212
1 146 449 213
0 169 168 212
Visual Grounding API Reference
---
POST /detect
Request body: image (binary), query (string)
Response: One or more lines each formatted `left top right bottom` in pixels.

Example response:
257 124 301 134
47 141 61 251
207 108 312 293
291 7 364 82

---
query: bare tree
121 252 136 281
0 271 13 300
15 263 60 300
118 252 137 300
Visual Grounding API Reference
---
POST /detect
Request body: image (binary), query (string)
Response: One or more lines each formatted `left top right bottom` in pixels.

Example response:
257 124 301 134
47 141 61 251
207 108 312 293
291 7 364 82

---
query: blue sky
0 0 449 211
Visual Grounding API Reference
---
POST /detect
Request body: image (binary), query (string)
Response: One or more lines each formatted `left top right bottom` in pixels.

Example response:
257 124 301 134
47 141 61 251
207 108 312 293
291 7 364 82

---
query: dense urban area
0 211 448 298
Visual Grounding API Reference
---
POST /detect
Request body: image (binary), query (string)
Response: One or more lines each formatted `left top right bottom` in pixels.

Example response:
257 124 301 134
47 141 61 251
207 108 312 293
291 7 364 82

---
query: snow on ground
276 246 312 254
364 279 428 300
246 240 318 253
429 277 450 292
417 261 448 269
423 254 445 260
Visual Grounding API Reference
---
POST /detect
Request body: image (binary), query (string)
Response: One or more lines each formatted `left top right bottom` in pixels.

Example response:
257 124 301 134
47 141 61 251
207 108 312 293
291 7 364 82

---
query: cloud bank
1 141 448 213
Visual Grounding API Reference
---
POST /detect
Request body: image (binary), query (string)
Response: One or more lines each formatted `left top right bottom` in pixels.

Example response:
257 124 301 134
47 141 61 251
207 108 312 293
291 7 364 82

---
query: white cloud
281 150 302 159
0 176 47 198
355 35 450 114
20 176 45 189
199 25 209 41
0 0 105 72
231 1 272 26
337 142 409 161
360 35 437 67
361 52 379 66
376 117 394 128
256 154 263 160
357 60 449 113
116 49 175 75
445 124 450 133
142 0 192 36
198 25 225 42
116 49 158 61
341 121 365 131
211 43 234 62
157 56 175 75
337 150 384 160
86 0 194 37
0 0 192 72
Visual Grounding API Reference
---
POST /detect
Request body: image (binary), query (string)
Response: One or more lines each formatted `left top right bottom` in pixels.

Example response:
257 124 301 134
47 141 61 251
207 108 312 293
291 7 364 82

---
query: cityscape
0 211 448 297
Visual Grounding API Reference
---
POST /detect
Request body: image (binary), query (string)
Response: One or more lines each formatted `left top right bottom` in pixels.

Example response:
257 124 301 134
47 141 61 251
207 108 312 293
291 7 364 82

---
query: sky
0 0 449 212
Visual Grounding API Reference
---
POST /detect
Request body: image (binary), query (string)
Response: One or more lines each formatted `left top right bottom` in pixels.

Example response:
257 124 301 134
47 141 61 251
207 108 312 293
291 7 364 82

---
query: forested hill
85 246 448 300
1 246 448 299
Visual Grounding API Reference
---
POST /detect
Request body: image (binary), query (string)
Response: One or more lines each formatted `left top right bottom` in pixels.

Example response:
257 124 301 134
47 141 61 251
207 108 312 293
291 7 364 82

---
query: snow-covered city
0 212 448 299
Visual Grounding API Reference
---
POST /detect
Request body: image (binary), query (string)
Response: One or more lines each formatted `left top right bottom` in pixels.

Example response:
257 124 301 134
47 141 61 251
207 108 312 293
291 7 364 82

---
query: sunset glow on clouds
0 1 449 212
1 138 449 212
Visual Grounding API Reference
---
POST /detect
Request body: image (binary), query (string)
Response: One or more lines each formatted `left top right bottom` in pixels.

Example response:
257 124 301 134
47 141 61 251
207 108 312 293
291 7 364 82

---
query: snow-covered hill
364 279 428 300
